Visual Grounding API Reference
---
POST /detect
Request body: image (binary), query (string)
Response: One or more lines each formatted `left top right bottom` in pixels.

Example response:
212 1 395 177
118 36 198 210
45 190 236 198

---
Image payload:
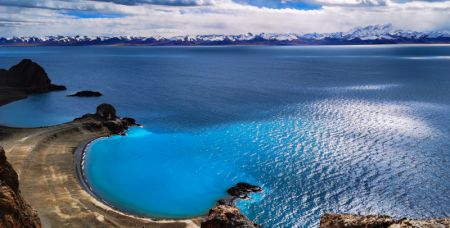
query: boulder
68 91 102 97
96 103 117 120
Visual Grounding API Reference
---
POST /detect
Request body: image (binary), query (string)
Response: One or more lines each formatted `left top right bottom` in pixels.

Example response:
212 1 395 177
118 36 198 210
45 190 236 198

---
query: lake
1 45 449 227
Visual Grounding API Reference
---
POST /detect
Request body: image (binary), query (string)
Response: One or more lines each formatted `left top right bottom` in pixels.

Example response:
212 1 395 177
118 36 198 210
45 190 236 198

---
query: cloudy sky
0 0 449 37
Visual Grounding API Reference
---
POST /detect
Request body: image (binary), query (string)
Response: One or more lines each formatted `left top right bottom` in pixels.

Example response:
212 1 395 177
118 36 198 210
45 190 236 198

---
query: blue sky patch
234 0 321 10
63 10 125 19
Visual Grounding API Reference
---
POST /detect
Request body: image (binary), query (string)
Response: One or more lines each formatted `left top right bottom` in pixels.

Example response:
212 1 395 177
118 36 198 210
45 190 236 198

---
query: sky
0 0 449 37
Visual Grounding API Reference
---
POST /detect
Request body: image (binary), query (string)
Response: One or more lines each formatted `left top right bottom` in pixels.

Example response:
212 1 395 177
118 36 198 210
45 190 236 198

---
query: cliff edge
0 147 41 228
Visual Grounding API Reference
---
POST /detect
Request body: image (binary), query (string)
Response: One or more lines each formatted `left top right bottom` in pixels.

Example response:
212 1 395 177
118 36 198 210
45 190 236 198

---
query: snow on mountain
1 25 449 46
345 24 397 39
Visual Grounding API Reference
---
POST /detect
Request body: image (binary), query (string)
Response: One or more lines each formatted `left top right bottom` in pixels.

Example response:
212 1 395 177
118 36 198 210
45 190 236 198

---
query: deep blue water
1 45 450 227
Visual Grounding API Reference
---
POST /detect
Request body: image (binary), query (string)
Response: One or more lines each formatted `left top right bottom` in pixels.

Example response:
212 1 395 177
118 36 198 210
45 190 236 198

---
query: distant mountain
1 24 449 46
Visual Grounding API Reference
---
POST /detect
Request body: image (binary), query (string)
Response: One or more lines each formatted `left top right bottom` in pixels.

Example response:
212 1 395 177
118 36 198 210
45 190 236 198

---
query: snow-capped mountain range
1 24 449 46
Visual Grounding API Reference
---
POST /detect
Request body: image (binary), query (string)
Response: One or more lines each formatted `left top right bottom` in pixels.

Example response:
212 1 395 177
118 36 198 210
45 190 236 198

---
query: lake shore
0 93 201 227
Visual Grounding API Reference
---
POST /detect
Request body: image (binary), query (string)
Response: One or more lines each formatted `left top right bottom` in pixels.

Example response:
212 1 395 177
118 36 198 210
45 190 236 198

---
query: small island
68 90 102 97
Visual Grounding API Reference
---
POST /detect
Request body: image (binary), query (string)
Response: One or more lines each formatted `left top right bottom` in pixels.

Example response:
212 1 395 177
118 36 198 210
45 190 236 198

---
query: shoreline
0 96 202 227
0 122 201 227
74 133 207 222
0 60 214 227
2 101 450 227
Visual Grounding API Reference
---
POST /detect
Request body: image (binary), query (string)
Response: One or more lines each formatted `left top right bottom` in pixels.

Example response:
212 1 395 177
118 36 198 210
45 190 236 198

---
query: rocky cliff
0 147 41 228
0 59 66 94
320 213 450 228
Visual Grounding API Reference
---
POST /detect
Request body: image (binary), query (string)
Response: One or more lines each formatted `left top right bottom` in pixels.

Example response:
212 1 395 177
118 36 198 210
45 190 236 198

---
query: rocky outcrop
75 103 137 135
227 183 262 200
0 147 41 228
320 214 450 228
67 91 102 97
0 59 66 93
122 117 137 126
201 204 260 228
96 103 117 120
201 183 262 228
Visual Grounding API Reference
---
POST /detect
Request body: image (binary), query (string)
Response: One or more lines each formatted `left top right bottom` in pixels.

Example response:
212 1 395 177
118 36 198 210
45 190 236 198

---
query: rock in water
227 182 262 199
96 103 117 120
67 91 102 97
1 59 66 93
0 147 42 228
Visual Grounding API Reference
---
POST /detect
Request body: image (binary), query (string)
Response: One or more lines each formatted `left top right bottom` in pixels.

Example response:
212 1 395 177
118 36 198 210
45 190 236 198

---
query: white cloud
0 0 449 36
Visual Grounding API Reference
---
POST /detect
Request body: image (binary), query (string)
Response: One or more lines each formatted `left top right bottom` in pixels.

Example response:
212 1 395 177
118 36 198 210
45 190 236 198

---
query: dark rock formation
227 182 262 199
67 91 102 97
0 147 42 228
0 59 66 93
320 214 450 228
201 183 262 228
122 117 137 126
96 103 117 120
101 120 129 135
202 204 260 228
75 104 137 135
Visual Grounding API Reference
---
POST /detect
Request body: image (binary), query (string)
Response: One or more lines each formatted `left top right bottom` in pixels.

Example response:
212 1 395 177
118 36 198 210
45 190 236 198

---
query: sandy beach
0 95 201 227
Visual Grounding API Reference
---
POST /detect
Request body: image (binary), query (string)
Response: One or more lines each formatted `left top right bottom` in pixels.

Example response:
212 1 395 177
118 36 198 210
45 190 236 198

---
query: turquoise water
85 126 256 218
1 46 450 226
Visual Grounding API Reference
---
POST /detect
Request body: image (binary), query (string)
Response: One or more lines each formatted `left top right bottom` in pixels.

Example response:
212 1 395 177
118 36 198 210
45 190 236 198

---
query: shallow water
1 45 450 227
